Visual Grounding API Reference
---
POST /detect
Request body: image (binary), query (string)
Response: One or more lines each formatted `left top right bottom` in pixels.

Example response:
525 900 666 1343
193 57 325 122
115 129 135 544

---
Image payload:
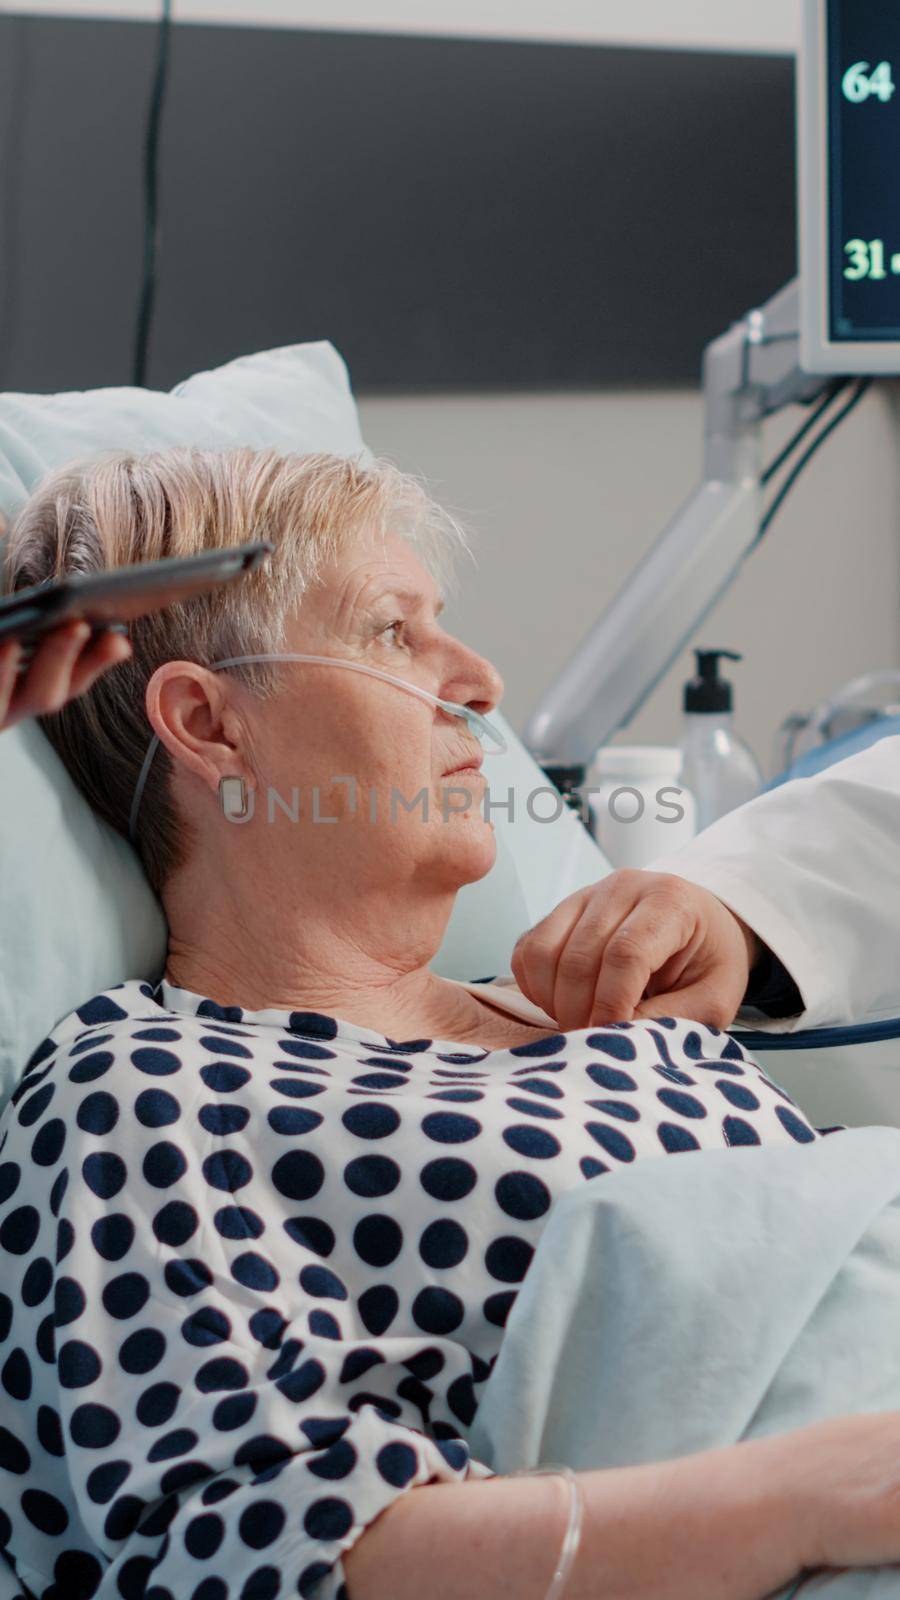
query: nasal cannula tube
129 651 507 841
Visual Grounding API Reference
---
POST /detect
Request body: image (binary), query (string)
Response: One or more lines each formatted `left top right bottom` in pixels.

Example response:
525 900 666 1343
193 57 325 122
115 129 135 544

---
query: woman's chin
439 816 498 887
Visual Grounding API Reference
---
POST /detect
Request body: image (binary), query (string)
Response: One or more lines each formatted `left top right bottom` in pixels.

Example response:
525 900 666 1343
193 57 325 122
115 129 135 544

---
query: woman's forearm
342 1431 809 1600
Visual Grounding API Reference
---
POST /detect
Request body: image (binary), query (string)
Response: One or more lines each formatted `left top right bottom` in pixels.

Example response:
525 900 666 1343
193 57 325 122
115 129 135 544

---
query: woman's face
226 527 505 904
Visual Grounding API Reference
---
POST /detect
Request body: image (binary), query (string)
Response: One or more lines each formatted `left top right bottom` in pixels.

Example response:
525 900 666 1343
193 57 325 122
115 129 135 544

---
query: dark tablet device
0 539 273 648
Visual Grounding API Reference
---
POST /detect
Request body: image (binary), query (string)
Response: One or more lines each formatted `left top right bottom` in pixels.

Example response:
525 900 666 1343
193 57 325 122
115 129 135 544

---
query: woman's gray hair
3 447 473 895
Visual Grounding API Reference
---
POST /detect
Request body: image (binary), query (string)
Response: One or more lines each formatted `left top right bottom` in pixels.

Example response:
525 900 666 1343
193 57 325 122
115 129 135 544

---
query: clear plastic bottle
679 650 762 833
588 745 697 868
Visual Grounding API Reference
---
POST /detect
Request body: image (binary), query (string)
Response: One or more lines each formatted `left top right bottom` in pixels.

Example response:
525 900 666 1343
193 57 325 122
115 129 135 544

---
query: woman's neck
163 875 529 1045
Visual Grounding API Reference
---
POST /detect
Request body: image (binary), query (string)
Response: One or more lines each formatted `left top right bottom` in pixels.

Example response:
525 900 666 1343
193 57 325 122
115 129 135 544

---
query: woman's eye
378 620 406 648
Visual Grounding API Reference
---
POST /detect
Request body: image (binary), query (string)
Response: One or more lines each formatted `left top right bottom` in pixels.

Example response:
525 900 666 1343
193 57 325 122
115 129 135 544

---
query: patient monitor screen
828 0 900 342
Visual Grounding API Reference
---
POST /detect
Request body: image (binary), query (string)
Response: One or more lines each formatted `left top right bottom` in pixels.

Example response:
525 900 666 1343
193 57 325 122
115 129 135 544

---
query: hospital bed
2 337 900 1148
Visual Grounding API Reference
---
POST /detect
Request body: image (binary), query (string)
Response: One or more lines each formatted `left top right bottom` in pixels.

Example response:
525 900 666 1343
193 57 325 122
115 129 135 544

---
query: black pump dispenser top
684 649 742 714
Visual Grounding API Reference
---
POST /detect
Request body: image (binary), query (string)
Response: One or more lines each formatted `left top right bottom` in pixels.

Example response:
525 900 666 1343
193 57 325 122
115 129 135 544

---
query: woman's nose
443 642 504 717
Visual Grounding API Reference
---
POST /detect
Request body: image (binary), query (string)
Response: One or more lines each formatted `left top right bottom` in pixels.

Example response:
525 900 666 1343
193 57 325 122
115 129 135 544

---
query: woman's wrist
576 1431 810 1600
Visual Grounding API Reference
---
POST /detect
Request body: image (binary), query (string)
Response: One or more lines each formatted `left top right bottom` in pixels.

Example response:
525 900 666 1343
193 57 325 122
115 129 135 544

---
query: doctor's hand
511 869 761 1030
0 623 132 733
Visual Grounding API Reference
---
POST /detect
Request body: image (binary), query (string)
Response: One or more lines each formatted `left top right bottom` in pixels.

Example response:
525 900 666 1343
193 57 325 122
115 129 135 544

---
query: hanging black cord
761 379 848 486
754 377 872 547
132 0 173 388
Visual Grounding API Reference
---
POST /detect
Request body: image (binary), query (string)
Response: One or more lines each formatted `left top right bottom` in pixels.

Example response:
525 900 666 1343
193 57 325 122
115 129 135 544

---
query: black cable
761 379 848 487
132 0 173 388
0 18 29 391
755 377 872 547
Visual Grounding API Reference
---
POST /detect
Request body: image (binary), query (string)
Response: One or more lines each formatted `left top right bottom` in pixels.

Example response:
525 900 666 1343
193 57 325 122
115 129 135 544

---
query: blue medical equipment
523 0 900 794
771 712 900 789
774 668 900 780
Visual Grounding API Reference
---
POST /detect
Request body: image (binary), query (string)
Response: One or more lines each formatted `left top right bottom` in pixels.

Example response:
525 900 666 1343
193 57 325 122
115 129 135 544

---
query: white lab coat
652 736 900 1032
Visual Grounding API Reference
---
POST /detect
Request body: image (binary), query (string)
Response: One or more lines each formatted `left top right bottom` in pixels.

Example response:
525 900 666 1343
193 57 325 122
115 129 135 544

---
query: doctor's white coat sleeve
651 736 900 1032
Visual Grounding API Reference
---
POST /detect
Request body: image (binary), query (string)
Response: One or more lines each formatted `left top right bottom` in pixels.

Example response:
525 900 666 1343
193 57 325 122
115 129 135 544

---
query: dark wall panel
0 15 796 393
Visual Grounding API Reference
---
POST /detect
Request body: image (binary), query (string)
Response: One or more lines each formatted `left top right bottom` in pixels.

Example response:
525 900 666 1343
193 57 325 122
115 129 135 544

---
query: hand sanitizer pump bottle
680 649 762 833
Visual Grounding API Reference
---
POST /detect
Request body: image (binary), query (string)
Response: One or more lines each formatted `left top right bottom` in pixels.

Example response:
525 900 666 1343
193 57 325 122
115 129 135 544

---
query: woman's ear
146 661 248 796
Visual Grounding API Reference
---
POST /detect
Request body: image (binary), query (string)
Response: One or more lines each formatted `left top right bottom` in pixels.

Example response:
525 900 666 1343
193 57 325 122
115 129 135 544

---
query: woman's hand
511 870 760 1029
0 621 132 732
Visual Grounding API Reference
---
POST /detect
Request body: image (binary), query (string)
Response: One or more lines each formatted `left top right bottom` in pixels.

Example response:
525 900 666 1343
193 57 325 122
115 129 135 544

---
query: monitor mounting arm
522 277 834 792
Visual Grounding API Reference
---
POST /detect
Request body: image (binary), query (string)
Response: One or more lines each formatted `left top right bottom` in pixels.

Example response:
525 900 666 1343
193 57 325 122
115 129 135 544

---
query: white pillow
1 342 607 1096
0 342 369 520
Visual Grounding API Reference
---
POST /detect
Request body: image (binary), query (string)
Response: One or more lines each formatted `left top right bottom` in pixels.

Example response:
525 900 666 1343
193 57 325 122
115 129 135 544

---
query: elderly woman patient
4 448 900 1600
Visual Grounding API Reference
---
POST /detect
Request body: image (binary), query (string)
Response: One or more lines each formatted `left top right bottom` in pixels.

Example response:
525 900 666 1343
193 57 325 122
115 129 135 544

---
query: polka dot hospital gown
0 975 819 1600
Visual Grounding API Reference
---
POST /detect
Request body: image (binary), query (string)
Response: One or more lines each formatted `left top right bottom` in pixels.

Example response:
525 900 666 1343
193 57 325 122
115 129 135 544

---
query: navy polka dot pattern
0 977 818 1600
